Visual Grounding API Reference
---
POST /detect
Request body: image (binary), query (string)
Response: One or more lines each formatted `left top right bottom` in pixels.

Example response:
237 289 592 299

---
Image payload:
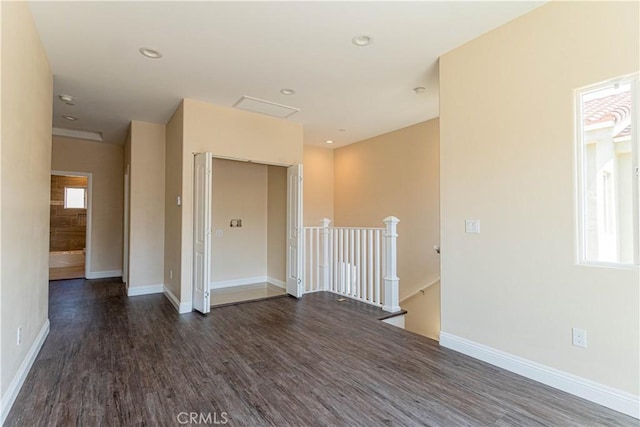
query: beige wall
0 0 52 408
403 281 440 341
211 159 267 283
208 160 287 285
52 136 123 275
334 119 440 300
0 0 3 402
164 102 184 299
267 165 287 283
440 1 639 395
184 98 303 167
303 145 334 226
128 121 165 289
179 98 303 302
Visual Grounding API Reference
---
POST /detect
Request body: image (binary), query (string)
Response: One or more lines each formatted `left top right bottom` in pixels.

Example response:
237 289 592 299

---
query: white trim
381 315 405 329
400 277 440 303
51 170 93 279
0 320 50 425
127 284 164 296
163 286 192 314
439 332 640 419
574 74 640 267
267 277 286 289
210 276 268 290
52 127 103 142
86 270 122 280
123 164 130 285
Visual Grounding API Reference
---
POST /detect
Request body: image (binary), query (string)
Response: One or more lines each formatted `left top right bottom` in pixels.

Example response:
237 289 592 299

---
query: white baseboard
267 277 286 289
86 270 122 280
163 285 191 314
1 319 50 425
127 284 164 296
210 276 268 290
439 332 639 419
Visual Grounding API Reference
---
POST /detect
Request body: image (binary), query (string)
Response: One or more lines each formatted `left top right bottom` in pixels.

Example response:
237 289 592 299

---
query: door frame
189 155 303 311
123 165 130 285
51 170 93 278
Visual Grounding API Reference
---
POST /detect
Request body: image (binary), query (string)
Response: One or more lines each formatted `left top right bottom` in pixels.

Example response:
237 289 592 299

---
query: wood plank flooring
49 265 85 281
211 283 287 307
5 278 637 426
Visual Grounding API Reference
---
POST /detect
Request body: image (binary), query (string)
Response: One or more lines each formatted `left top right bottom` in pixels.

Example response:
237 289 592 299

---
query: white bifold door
286 164 303 298
193 152 212 314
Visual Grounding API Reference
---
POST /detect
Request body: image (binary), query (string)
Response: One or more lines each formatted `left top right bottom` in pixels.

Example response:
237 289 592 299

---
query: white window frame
575 73 639 268
64 186 87 209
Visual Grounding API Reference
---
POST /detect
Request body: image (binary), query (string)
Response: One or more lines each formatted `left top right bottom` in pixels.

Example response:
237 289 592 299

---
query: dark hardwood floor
6 278 636 426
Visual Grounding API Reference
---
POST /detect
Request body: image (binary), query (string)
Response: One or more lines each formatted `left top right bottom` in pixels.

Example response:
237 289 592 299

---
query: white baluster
368 229 373 303
355 229 361 300
363 230 368 301
375 230 381 304
305 229 315 292
338 228 344 294
319 218 331 291
332 228 337 292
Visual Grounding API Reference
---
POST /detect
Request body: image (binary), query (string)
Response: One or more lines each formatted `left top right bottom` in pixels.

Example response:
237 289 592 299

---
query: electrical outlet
465 219 480 234
169 269 173 280
572 328 587 348
17 327 22 346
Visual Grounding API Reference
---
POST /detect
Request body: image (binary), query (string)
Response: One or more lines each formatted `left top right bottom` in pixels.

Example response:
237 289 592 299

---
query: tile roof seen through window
583 90 631 139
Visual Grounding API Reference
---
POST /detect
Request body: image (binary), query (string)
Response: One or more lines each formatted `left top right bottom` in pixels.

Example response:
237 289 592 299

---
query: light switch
214 229 223 237
465 219 480 234
176 195 181 206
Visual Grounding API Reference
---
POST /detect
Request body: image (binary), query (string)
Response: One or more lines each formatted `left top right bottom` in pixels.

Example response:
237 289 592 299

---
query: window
576 75 639 266
64 187 87 209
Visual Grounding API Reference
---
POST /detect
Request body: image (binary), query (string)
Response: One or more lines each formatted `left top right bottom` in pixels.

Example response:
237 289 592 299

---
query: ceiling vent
233 96 299 119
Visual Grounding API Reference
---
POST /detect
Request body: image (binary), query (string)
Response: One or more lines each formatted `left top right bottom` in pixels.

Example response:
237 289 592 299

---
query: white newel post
383 216 401 313
320 218 331 291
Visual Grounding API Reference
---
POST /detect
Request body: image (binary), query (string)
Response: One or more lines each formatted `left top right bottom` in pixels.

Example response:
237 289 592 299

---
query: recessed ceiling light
62 115 78 121
139 47 162 59
325 140 334 144
59 94 74 103
352 34 373 47
413 86 426 94
280 88 296 95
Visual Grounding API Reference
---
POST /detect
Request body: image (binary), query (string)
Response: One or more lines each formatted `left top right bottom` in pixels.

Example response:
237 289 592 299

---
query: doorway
191 154 303 313
49 171 92 280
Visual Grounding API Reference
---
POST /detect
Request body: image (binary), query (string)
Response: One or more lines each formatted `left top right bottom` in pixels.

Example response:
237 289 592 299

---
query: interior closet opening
209 158 288 307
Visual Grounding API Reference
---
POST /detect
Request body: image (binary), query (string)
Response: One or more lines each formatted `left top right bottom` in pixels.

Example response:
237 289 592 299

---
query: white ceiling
29 1 544 147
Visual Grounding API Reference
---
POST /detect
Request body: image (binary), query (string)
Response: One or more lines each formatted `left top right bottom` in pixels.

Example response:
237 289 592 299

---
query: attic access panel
233 96 299 119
